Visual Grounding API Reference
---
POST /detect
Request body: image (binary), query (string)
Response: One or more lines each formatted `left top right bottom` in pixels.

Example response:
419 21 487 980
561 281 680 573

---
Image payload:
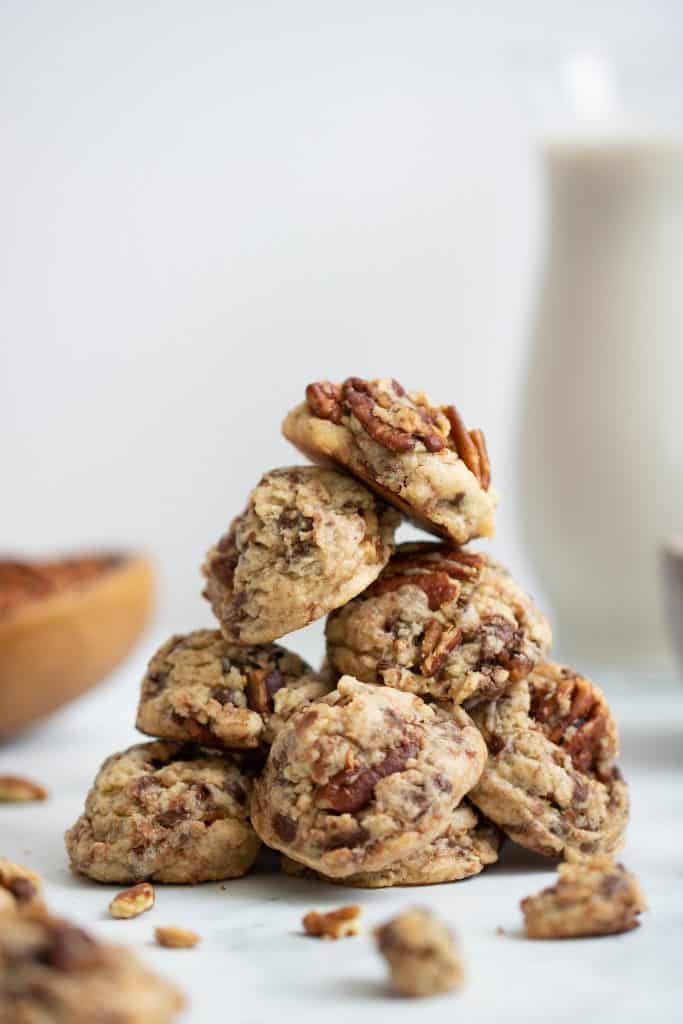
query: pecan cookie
202 466 399 644
282 801 501 887
468 663 629 858
326 542 551 706
251 677 486 878
0 912 184 1023
282 377 497 544
521 857 646 938
135 630 325 750
65 741 260 883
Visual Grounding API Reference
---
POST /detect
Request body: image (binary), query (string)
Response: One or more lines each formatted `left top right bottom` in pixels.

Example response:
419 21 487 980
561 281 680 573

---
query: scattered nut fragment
375 907 464 998
0 774 48 802
302 904 362 940
155 926 200 949
0 858 46 918
109 882 155 920
521 856 646 939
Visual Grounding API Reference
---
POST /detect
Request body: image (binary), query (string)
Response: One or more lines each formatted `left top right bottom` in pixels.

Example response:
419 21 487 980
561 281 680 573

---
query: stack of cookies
65 377 629 890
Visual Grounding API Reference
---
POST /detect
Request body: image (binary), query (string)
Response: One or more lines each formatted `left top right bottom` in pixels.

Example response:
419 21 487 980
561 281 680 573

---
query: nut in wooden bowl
0 552 154 738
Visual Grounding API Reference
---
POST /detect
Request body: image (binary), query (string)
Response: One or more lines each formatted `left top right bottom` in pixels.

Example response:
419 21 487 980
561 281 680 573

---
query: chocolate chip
323 825 370 850
213 686 238 706
273 812 297 842
264 670 285 700
488 734 505 756
316 739 419 813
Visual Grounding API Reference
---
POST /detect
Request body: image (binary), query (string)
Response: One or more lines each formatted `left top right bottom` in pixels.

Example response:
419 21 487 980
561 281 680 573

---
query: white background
3 1 682 637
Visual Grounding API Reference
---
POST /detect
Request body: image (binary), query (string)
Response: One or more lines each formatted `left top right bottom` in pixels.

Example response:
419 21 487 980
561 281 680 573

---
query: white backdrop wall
2 1 681 642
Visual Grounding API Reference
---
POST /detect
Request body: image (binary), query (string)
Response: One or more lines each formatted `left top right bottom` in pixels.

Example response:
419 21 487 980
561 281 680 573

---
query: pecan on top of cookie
283 377 498 545
326 542 551 707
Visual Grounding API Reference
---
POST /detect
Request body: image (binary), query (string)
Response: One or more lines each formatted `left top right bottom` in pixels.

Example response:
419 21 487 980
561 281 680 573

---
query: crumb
302 905 362 940
496 926 505 935
375 907 464 997
154 926 200 949
521 856 646 939
109 883 155 919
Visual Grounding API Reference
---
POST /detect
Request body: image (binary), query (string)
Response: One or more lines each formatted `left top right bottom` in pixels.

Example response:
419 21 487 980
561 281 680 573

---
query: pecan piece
155 925 200 949
343 378 416 453
0 775 48 802
305 380 343 422
420 619 463 677
109 883 155 919
444 404 481 479
469 428 491 489
245 670 270 714
531 675 609 775
369 571 459 611
303 905 362 940
316 739 419 812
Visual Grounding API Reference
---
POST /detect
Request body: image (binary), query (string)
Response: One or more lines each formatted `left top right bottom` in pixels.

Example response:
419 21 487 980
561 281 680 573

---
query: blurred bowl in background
0 552 154 738
662 537 683 676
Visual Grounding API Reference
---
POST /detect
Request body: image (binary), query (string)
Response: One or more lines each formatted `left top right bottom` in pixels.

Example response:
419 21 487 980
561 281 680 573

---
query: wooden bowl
0 553 154 738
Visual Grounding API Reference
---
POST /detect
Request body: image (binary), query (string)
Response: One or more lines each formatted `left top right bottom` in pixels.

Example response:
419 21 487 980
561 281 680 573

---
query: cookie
326 542 551 705
251 676 486 878
65 740 261 883
0 859 46 919
375 907 465 997
0 913 184 1023
283 801 501 887
202 466 399 643
521 856 646 938
135 630 325 750
468 663 629 858
282 377 497 544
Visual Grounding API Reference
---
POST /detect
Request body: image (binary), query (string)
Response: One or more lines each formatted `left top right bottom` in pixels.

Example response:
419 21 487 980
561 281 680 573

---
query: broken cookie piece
375 907 464 997
302 904 362 939
521 856 646 939
0 858 46 919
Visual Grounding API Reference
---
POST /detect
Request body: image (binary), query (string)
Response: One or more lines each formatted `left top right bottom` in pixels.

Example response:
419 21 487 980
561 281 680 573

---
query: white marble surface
2 634 682 1023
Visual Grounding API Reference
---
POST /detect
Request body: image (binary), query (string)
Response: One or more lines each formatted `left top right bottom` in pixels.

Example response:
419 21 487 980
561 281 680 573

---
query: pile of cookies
65 376 631 899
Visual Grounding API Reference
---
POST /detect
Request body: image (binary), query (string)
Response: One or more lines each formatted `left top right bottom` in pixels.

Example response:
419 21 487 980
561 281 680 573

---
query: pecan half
316 739 419 813
0 775 48 802
531 674 609 775
444 405 481 477
305 381 343 423
469 429 491 489
343 378 416 452
369 570 459 611
420 619 463 677
109 883 155 919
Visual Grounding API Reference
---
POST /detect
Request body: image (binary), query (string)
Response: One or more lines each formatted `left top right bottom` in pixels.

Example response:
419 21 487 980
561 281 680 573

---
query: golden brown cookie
202 465 399 643
65 740 260 883
251 677 486 878
135 630 324 750
283 376 497 544
469 663 629 858
326 542 551 705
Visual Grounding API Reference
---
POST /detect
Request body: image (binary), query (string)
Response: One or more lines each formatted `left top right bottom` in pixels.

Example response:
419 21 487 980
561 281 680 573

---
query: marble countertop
2 632 682 1023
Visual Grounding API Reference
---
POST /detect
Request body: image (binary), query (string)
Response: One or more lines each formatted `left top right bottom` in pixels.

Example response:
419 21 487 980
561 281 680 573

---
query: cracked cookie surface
469 663 629 858
0 913 184 1023
282 801 501 887
521 857 646 938
65 741 260 883
282 377 497 544
326 542 551 705
202 465 399 644
135 630 323 750
251 677 486 878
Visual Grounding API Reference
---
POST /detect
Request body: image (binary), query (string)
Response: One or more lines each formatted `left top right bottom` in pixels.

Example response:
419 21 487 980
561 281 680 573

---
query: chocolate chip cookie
251 676 486 878
468 663 629 858
521 857 646 938
326 541 551 705
202 465 399 644
283 801 501 887
282 377 497 544
0 912 184 1023
135 630 325 750
65 741 261 883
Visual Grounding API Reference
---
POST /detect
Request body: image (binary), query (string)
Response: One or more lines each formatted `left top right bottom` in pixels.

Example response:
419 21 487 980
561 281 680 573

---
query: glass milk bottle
520 139 683 668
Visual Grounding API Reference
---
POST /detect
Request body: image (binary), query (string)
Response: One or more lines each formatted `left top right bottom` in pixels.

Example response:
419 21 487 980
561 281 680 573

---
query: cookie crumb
302 904 361 940
521 857 646 939
109 883 155 919
0 775 48 802
155 926 200 949
496 926 505 935
375 907 464 997
0 858 46 918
